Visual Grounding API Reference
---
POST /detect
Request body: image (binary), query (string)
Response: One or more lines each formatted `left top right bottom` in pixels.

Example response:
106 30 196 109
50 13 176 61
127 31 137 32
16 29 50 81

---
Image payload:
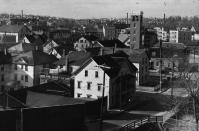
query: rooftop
99 39 128 48
0 25 27 33
54 51 92 66
13 50 58 66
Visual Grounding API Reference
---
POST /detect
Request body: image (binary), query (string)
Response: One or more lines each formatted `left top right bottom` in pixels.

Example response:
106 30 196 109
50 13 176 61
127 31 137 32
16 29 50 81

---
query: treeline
143 16 199 31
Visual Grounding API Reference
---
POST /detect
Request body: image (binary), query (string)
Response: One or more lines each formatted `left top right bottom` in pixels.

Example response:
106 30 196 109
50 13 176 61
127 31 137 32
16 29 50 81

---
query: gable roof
129 49 148 63
54 51 92 66
13 50 58 66
26 91 88 107
9 90 94 108
99 39 127 48
8 42 41 53
112 57 138 73
73 55 120 78
43 39 59 47
24 34 35 43
0 25 27 33
78 35 98 42
118 34 130 43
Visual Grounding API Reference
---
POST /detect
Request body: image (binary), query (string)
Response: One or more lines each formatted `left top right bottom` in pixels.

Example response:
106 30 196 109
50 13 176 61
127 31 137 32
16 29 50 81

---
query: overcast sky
0 0 198 18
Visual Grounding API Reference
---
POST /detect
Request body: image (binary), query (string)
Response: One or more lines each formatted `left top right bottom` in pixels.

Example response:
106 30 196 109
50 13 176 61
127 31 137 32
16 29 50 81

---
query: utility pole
95 65 111 131
171 58 174 97
119 75 122 111
20 108 23 131
99 70 105 131
159 39 162 92
159 13 165 92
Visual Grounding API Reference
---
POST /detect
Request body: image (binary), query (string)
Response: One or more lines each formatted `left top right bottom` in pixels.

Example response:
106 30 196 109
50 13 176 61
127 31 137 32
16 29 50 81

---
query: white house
169 30 179 43
74 35 98 51
154 27 168 41
12 51 58 89
73 55 137 109
43 40 61 59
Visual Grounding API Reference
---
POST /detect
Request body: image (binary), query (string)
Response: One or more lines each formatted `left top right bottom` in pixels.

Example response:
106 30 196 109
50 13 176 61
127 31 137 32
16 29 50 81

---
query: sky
0 0 198 18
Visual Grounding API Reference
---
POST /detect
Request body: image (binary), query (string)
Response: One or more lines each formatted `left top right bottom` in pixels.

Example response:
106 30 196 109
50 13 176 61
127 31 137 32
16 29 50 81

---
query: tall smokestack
21 10 23 18
163 13 166 28
126 13 129 24
65 53 69 73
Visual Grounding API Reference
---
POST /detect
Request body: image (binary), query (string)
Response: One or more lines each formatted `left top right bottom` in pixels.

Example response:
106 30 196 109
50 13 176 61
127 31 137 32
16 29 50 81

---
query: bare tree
174 62 199 131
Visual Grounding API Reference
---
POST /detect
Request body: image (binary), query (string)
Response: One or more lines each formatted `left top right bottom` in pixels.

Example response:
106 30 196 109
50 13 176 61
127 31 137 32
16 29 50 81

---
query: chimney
65 54 68 73
100 48 103 56
21 10 23 18
62 49 65 57
4 48 7 55
163 13 166 28
113 43 117 54
126 13 129 24
35 46 38 51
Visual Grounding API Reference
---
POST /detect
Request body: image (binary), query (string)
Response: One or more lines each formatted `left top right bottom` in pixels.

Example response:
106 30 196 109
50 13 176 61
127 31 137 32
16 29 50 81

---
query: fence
121 116 163 131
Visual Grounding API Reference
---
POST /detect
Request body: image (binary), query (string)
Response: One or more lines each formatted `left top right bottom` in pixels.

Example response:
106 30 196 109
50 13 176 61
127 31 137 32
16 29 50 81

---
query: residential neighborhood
0 1 199 131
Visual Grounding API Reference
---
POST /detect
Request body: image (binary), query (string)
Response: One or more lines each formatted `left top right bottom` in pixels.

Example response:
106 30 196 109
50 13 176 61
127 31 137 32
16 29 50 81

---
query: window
77 81 81 89
1 74 4 81
95 71 99 78
97 84 101 91
133 23 136 28
14 64 17 70
85 70 88 77
14 74 17 81
77 93 82 98
156 62 159 66
133 37 136 42
21 65 24 69
80 40 84 43
133 30 136 35
25 65 28 71
87 94 92 98
25 75 28 82
152 52 156 57
132 16 135 21
1 85 4 92
87 82 91 90
21 75 24 80
1 65 4 71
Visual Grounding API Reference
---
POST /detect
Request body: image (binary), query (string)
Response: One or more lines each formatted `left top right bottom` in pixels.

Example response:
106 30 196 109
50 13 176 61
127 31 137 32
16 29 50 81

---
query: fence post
148 116 150 122
134 121 136 128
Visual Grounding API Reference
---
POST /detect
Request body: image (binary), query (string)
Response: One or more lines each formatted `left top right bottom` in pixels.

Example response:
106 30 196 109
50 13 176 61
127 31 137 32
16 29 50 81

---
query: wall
178 31 192 44
12 64 34 88
0 64 13 91
130 12 143 49
169 30 179 43
74 60 110 99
